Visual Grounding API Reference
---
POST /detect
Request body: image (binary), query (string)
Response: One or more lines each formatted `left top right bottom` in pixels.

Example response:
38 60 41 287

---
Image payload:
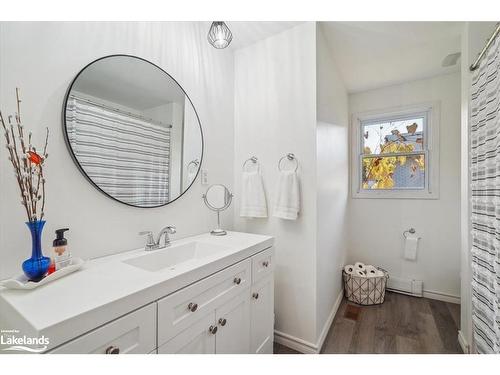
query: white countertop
0 231 273 351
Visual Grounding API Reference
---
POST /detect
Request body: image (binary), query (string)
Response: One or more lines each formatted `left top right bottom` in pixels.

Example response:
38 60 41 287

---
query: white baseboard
386 288 460 304
274 289 343 354
316 289 343 352
458 330 470 354
422 289 461 304
274 330 317 354
387 277 423 297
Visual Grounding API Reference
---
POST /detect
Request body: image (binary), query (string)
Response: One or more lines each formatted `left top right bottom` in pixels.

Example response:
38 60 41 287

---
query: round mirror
203 184 232 236
63 55 203 208
204 184 232 211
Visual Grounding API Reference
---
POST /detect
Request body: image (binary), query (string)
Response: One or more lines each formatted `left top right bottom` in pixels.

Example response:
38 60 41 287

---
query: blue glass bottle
22 220 50 281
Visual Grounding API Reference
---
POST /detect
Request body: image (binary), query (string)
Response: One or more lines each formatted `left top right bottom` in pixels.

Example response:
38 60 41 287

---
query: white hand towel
273 170 300 220
404 236 419 260
240 171 268 218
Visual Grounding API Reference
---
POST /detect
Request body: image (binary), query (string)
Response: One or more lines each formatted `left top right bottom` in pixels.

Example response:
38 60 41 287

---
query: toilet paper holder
403 228 421 239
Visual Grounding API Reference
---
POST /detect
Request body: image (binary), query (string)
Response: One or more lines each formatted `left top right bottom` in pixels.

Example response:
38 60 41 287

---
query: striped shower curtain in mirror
66 96 171 207
470 35 500 354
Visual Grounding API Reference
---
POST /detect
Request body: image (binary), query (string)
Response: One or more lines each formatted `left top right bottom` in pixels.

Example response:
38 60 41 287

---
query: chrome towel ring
187 159 200 170
242 156 259 172
278 153 298 172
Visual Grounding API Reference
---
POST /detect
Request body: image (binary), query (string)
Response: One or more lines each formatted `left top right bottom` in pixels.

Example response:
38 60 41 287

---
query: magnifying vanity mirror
63 55 203 208
203 184 233 236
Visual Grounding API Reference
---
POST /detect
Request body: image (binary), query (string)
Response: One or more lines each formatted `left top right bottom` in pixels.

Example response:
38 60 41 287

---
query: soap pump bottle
52 228 71 270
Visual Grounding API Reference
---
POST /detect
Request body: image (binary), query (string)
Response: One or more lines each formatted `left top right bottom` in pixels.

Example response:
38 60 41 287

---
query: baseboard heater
386 276 423 297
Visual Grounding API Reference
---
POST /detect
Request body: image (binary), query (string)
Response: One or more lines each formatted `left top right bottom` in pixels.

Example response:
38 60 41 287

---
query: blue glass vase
22 220 50 282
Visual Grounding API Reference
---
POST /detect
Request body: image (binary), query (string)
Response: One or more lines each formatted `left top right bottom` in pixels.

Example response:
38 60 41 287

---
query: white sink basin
123 241 231 272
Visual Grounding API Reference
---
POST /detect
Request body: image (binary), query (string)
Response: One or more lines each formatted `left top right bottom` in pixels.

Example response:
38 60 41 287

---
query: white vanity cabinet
49 246 273 354
1 233 274 355
157 247 274 354
158 292 251 354
156 259 252 346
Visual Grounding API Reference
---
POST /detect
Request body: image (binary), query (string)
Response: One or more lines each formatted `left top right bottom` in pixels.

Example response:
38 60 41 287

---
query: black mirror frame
62 54 204 208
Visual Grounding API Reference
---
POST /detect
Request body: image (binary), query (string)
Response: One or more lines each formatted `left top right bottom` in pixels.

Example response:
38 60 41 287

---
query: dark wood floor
274 292 462 354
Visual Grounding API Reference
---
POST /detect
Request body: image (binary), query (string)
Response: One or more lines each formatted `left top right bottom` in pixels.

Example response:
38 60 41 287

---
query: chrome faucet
156 226 176 248
139 225 176 251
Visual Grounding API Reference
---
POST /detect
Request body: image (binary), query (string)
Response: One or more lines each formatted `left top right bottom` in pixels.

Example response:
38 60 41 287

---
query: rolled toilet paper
354 262 366 272
355 269 366 277
344 265 355 275
366 269 384 278
365 265 378 277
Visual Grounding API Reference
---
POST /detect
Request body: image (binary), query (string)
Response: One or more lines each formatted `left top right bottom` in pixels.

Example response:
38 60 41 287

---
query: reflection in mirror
64 55 203 208
203 184 233 236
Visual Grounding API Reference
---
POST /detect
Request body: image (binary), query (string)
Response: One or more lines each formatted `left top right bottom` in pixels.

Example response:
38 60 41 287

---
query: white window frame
350 102 440 199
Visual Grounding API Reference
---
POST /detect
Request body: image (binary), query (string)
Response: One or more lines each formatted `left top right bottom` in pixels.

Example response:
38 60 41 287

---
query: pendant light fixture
207 22 233 49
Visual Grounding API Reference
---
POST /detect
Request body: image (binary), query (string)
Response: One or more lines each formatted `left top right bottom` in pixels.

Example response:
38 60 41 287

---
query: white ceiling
319 22 462 93
215 21 462 93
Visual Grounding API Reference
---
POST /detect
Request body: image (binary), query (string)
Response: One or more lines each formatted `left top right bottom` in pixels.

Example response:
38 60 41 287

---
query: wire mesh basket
342 268 389 305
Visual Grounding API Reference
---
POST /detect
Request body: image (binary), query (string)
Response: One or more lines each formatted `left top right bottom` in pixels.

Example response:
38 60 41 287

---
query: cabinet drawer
252 247 274 283
49 303 156 354
157 259 251 346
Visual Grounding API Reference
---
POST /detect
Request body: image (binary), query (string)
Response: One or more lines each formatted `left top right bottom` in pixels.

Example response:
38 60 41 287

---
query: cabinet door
158 312 216 354
215 290 251 354
250 274 274 354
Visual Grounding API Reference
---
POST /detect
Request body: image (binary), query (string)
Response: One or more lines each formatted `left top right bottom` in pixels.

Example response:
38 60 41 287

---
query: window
351 103 439 199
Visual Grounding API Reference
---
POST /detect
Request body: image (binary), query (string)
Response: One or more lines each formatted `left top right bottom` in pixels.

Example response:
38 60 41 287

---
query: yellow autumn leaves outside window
361 121 425 190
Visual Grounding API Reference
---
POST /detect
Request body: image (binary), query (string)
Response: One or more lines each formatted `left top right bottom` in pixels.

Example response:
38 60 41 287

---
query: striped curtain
470 35 500 354
66 96 171 207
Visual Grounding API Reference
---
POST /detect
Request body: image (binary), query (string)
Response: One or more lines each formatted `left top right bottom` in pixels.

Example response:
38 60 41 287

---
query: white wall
233 22 319 344
460 21 498 352
233 22 350 350
315 25 349 341
0 22 235 279
348 72 462 300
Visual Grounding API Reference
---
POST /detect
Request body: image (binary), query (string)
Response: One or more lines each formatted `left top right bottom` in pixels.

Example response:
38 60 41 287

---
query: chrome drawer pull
252 292 259 300
209 325 218 334
105 345 120 354
218 318 227 326
188 302 198 312
233 277 241 285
